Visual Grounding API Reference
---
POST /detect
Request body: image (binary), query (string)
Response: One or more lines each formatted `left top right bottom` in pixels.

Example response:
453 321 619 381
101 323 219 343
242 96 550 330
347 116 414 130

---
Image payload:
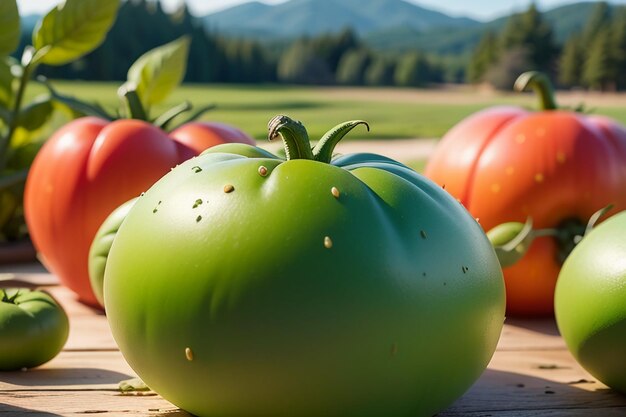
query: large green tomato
104 116 505 417
0 288 69 370
555 211 626 394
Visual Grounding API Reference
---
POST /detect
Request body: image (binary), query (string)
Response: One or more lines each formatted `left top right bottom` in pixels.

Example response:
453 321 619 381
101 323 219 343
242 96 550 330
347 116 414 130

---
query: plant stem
313 120 369 163
514 71 558 111
267 115 314 160
0 60 34 171
119 85 148 121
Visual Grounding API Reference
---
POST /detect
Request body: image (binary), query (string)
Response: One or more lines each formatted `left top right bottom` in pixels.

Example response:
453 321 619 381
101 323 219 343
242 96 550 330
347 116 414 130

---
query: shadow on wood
506 316 561 336
442 368 626 416
0 367 132 387
0 404 61 416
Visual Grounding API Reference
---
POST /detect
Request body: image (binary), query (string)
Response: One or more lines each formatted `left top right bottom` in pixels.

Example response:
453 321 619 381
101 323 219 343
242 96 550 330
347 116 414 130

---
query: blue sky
17 0 626 21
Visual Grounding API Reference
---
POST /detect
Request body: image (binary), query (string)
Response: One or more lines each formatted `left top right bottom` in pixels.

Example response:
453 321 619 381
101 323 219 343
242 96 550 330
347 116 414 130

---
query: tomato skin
24 117 253 307
169 121 255 154
0 288 69 371
555 211 626 394
104 138 505 417
425 107 626 316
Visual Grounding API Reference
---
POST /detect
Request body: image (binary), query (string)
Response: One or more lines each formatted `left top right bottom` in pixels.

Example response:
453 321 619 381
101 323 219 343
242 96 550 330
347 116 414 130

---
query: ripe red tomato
169 121 255 153
24 117 253 307
425 72 626 316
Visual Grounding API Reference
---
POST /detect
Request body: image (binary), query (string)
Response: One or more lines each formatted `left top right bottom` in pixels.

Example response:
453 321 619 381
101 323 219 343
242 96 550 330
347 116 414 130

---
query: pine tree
277 40 334 85
500 3 557 73
582 2 612 48
335 48 371 85
610 7 626 89
558 35 584 88
466 31 499 83
394 51 432 87
582 28 615 90
311 28 360 74
364 56 396 86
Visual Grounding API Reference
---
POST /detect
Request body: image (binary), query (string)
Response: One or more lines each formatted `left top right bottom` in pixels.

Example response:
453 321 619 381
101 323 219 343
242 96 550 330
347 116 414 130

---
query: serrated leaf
127 36 190 108
0 0 20 56
17 96 54 132
32 0 120 66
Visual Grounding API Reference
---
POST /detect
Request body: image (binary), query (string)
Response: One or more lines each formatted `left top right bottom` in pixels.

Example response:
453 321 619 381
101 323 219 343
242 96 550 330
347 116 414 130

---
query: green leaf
0 58 16 107
32 0 120 66
38 77 114 120
0 0 20 56
126 36 190 108
17 96 54 132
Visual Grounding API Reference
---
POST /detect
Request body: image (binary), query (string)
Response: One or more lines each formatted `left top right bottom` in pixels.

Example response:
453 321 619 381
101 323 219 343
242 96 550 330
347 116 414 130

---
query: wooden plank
0 392 186 416
2 348 625 416
497 317 566 351
441 408 626 416
2 263 625 416
0 351 134 391
441 349 626 415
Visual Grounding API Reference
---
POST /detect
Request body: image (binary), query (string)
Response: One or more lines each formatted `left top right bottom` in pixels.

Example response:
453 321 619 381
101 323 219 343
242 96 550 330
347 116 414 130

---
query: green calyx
268 115 369 163
514 71 558 111
1 288 23 304
487 205 614 268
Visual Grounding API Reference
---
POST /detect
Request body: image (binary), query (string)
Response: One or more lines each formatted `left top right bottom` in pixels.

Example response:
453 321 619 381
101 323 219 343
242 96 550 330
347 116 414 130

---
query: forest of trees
468 2 626 90
21 0 626 91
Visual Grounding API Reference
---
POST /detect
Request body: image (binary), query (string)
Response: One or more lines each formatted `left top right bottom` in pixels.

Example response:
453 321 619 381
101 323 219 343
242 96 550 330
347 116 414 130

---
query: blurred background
15 0 626 91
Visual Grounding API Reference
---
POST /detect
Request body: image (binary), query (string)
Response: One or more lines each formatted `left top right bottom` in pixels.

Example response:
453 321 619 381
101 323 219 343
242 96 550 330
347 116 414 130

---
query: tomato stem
267 115 314 160
514 71 558 111
119 85 148 121
313 120 369 163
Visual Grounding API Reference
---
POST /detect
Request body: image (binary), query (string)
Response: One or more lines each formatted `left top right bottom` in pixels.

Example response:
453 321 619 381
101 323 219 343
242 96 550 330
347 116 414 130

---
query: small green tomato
555 211 626 394
0 288 69 371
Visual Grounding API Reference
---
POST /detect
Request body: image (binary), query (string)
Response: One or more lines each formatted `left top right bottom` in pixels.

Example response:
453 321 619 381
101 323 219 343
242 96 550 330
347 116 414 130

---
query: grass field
47 81 626 144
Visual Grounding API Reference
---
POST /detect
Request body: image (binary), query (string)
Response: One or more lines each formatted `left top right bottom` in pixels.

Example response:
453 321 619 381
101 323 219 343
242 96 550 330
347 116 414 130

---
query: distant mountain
202 0 481 39
203 0 610 55
364 2 602 54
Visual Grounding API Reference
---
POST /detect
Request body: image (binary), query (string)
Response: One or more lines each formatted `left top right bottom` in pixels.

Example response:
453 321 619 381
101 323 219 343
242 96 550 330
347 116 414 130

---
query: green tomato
88 197 138 307
0 288 69 370
555 211 626 394
105 116 505 417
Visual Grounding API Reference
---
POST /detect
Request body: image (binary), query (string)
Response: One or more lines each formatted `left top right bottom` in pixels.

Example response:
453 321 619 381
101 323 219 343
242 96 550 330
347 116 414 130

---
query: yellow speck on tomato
491 183 501 194
331 187 340 198
515 134 526 144
185 347 194 361
556 152 567 164
324 236 333 249
224 184 235 193
535 173 545 183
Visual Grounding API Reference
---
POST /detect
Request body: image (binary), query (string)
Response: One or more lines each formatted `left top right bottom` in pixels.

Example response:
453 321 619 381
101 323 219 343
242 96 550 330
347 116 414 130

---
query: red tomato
424 72 626 316
169 121 255 153
24 117 254 307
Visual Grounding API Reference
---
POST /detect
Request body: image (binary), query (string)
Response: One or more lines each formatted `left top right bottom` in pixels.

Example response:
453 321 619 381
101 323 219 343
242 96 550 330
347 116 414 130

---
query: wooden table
1 262 625 416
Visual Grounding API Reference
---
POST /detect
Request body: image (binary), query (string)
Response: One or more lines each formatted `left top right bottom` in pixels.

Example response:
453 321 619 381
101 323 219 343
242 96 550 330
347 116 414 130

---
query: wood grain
1 264 625 416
